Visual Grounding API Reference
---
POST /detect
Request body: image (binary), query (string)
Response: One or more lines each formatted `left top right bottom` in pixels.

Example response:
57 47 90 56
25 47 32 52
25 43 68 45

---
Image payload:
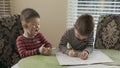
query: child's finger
47 47 50 49
80 52 85 58
41 44 45 47
71 50 74 53
83 55 88 60
80 52 88 60
47 47 50 50
82 51 87 57
48 47 52 51
82 52 85 57
71 50 77 57
44 48 51 56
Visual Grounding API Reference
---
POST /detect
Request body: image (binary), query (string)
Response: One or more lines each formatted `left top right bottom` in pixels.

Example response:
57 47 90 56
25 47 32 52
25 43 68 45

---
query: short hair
74 14 94 36
20 8 40 23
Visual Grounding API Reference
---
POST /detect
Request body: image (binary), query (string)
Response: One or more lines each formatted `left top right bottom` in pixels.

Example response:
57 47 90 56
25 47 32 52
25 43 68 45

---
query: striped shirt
16 32 52 58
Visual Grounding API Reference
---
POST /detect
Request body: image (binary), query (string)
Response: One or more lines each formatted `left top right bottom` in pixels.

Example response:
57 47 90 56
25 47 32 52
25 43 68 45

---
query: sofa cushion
95 14 120 50
0 15 23 68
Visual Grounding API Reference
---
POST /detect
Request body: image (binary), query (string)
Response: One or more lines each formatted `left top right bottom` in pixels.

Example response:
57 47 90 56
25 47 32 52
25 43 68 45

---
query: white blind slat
0 0 10 17
78 1 120 3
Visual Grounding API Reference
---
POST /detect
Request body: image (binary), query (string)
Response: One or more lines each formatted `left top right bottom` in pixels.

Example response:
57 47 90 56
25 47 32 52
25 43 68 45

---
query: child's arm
79 32 94 60
59 30 69 54
39 33 52 48
38 33 52 56
16 37 40 58
84 32 94 54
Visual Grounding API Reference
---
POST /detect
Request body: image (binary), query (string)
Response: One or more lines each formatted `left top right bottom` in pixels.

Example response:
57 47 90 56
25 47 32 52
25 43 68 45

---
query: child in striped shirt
16 8 52 58
59 14 94 60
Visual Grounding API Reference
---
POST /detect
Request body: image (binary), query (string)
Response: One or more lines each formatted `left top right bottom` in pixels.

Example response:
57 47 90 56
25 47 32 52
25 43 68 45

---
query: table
12 49 120 68
17 55 65 68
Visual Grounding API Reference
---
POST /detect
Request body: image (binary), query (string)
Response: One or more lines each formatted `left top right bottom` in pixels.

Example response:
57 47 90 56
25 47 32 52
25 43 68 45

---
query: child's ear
22 22 28 28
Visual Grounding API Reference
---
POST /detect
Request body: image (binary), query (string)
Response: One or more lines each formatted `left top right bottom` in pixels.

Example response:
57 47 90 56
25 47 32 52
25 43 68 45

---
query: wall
11 0 67 47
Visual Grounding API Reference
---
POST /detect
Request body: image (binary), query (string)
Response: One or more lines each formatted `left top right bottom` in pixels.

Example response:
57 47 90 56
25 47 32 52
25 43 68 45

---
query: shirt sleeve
59 30 69 54
39 33 52 48
84 32 94 54
16 36 39 58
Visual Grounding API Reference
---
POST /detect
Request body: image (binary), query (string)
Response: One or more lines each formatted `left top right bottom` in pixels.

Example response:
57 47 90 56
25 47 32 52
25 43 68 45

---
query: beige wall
11 0 67 47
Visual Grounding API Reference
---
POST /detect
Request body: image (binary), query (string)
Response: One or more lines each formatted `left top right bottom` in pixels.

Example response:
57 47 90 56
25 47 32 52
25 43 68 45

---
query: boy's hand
68 50 78 57
80 50 89 60
39 44 45 54
44 47 52 56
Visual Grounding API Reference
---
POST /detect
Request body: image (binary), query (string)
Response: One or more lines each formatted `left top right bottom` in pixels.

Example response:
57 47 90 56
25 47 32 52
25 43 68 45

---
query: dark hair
20 8 40 23
74 14 94 36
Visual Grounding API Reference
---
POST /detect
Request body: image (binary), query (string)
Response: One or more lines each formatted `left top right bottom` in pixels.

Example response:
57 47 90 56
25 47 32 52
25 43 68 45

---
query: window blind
67 0 120 41
0 0 11 17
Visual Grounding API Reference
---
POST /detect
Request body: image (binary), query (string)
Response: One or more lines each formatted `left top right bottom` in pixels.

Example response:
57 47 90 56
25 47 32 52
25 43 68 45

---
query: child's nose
34 25 38 28
36 25 38 28
36 25 40 30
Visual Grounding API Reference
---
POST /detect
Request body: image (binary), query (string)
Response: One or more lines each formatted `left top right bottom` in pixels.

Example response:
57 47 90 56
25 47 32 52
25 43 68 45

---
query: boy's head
21 8 40 37
74 14 94 40
21 8 40 22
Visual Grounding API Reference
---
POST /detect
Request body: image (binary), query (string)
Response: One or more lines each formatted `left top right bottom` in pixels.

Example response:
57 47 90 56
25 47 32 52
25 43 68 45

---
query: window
67 0 120 42
0 0 11 17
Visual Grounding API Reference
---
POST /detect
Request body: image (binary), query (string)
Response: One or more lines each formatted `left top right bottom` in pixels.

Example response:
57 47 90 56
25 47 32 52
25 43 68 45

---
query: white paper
67 64 120 68
56 49 113 65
